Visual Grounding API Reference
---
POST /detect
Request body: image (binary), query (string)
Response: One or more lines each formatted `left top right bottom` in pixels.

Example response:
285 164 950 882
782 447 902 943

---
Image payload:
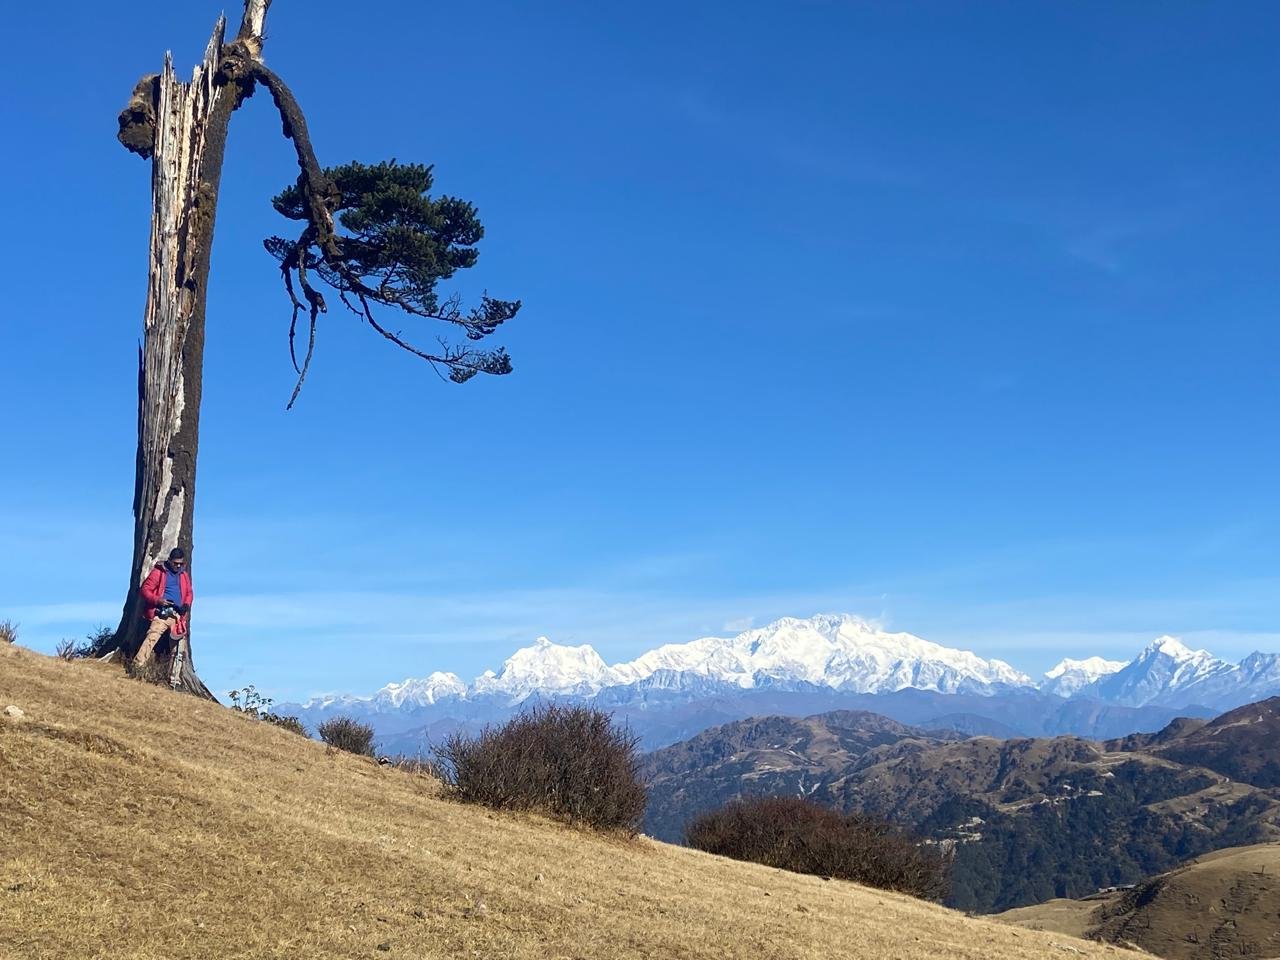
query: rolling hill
0 642 1137 960
997 842 1280 960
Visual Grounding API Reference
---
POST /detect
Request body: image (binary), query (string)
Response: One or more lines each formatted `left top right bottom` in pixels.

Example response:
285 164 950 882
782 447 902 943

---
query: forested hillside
644 704 1280 912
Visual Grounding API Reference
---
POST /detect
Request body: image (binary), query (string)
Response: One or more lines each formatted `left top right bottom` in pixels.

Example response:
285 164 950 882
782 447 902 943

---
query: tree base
103 643 217 701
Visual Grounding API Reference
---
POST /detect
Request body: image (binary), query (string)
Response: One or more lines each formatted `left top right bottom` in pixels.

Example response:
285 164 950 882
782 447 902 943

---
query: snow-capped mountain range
283 614 1280 753
1083 634 1280 708
304 615 1032 711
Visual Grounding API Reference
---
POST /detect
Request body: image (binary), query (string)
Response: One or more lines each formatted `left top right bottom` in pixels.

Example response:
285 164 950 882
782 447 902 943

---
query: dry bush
54 627 114 661
262 713 308 737
0 620 17 644
318 715 376 756
81 626 115 659
685 795 950 901
434 703 646 834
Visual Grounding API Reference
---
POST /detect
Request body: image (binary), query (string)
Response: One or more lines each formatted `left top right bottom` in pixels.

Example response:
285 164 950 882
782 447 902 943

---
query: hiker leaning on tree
134 547 193 669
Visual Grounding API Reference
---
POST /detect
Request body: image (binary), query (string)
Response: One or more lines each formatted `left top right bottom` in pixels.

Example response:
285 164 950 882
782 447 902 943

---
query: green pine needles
265 160 520 406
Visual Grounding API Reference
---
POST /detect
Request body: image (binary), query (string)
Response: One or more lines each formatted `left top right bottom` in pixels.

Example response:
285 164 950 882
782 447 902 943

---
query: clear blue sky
2 1 1277 701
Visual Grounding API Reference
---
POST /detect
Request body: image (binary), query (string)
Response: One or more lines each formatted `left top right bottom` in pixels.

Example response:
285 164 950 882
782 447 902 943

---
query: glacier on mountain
610 614 1030 694
292 616 1280 745
304 614 1035 710
377 672 467 708
471 637 617 699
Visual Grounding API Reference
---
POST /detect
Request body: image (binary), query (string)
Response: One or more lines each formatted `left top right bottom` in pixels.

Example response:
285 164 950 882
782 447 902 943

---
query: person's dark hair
168 547 187 561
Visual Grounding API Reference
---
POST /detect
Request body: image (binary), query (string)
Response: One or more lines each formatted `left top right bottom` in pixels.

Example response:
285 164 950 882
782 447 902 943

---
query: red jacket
140 563 194 634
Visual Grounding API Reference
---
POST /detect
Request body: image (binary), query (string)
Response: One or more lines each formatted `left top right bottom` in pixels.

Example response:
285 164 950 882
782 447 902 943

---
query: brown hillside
1143 698 1280 788
997 842 1280 960
0 644 1142 960
642 711 949 841
646 707 1280 913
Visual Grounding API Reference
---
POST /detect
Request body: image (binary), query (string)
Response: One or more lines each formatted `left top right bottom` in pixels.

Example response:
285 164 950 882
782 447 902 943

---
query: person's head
167 547 187 572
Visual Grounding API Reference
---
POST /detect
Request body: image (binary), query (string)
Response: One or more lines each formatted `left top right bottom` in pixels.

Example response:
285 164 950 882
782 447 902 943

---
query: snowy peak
1142 635 1203 661
294 621 1280 722
1083 635 1235 708
1135 636 1232 688
613 614 1031 695
300 692 364 711
375 672 466 708
1041 656 1128 698
1238 651 1280 681
308 614 1039 711
1045 657 1128 681
471 636 615 700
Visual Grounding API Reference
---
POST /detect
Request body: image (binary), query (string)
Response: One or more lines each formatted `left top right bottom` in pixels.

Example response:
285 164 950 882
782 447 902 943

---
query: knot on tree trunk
117 74 161 158
216 40 267 111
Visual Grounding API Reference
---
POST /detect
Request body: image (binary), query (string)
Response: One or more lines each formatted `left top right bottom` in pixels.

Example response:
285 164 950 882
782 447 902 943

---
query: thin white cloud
7 600 119 627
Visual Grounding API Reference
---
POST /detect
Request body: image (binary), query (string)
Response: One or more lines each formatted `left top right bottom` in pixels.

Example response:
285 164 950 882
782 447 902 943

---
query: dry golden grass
0 643 1148 960
998 843 1280 960
996 896 1106 941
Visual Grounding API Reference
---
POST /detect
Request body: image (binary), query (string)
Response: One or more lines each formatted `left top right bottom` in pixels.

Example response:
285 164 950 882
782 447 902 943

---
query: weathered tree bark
103 1 271 698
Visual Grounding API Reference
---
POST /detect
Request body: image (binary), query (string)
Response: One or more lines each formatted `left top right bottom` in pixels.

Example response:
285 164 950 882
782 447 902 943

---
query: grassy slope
996 843 1280 960
0 644 1144 960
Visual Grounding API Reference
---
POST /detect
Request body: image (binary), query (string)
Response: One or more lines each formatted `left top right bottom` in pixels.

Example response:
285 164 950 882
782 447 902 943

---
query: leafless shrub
262 713 308 737
0 620 17 645
81 626 115 659
434 703 646 834
318 715 376 756
685 795 950 901
54 627 113 661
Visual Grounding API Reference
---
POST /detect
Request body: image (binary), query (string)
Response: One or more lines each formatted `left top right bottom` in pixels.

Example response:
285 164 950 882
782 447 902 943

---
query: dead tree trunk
104 1 271 698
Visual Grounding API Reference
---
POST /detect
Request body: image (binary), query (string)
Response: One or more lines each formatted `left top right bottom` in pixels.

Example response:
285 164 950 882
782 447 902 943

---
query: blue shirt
163 566 183 606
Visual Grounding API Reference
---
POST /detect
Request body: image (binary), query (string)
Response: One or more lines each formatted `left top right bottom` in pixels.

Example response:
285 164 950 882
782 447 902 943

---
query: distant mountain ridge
307 615 1034 709
279 614 1280 753
1083 636 1280 710
643 699 1280 913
